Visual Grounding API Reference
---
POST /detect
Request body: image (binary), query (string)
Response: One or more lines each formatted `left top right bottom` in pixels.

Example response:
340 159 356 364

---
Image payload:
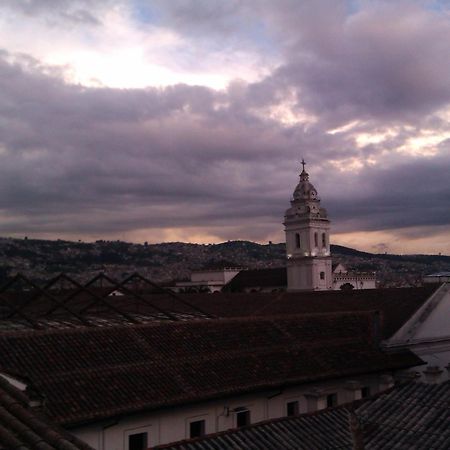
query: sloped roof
0 273 437 340
157 407 354 450
359 380 450 449
223 268 287 291
156 381 450 450
0 376 93 450
150 285 438 339
0 313 422 427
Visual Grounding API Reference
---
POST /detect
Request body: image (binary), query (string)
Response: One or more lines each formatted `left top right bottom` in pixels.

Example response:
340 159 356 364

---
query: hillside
0 236 448 287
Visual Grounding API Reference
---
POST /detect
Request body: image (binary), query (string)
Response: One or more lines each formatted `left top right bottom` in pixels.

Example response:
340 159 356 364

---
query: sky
0 0 449 255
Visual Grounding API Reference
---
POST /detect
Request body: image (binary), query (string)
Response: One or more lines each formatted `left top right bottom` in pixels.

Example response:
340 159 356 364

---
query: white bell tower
284 160 332 291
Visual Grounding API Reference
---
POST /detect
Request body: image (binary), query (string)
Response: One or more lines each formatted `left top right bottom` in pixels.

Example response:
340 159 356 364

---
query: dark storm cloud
263 0 450 126
323 151 450 232
0 47 449 242
0 52 299 235
0 0 450 246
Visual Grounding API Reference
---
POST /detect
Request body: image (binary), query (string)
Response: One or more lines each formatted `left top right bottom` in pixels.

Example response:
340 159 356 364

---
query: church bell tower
284 160 332 291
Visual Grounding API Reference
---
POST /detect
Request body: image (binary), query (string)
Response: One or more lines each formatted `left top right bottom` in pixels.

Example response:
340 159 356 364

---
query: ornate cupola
284 160 332 291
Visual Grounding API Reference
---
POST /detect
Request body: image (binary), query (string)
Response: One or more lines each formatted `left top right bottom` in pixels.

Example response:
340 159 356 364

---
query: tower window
295 233 301 248
320 271 325 280
314 232 318 247
322 232 326 247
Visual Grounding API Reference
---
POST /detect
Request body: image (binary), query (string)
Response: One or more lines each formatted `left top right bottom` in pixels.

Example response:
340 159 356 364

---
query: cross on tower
301 158 306 171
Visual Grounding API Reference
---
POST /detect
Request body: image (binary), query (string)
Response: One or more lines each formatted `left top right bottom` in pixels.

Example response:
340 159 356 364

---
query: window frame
326 393 338 408
361 386 371 398
235 408 251 428
127 431 148 450
189 419 206 439
124 425 152 450
295 233 301 249
286 400 300 417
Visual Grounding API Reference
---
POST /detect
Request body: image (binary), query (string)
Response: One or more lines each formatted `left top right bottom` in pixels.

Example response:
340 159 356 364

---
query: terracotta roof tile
0 376 93 450
152 285 437 338
0 313 422 426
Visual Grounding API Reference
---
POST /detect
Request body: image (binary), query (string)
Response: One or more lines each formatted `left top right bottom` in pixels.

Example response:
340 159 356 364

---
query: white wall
191 270 240 283
71 374 392 449
332 275 376 290
384 284 450 384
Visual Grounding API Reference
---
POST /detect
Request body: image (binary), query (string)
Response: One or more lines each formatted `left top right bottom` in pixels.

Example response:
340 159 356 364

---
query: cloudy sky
0 0 449 254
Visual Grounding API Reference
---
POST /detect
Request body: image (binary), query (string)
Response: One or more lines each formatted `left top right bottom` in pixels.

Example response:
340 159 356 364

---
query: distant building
174 268 241 293
223 262 375 294
332 263 376 290
423 272 450 284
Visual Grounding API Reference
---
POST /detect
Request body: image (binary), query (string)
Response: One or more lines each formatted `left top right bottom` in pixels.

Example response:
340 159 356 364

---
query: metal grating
0 272 215 330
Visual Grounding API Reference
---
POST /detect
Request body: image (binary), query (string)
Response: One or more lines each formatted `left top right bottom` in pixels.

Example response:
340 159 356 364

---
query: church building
284 160 333 291
175 160 376 294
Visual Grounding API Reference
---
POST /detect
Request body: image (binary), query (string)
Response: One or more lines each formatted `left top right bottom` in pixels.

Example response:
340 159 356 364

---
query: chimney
349 410 365 450
423 365 443 384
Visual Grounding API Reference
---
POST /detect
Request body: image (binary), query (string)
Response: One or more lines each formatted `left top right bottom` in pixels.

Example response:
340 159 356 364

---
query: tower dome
293 164 318 201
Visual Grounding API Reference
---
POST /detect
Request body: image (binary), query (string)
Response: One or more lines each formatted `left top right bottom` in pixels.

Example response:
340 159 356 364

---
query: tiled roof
0 376 93 450
359 380 450 449
157 381 450 450
151 285 438 338
0 313 422 426
223 268 287 292
159 407 354 450
0 273 437 341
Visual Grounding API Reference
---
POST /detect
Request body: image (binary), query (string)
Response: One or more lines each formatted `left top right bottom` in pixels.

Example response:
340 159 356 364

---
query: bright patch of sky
0 1 280 89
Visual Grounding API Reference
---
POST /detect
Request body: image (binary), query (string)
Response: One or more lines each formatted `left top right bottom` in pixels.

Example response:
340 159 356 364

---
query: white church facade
284 160 375 292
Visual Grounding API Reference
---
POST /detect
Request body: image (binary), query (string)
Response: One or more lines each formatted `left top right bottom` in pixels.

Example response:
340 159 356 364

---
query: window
286 400 299 416
128 432 147 450
189 420 205 438
314 232 318 247
295 233 301 248
322 232 326 248
320 271 325 280
361 386 371 398
326 393 338 408
236 409 251 428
